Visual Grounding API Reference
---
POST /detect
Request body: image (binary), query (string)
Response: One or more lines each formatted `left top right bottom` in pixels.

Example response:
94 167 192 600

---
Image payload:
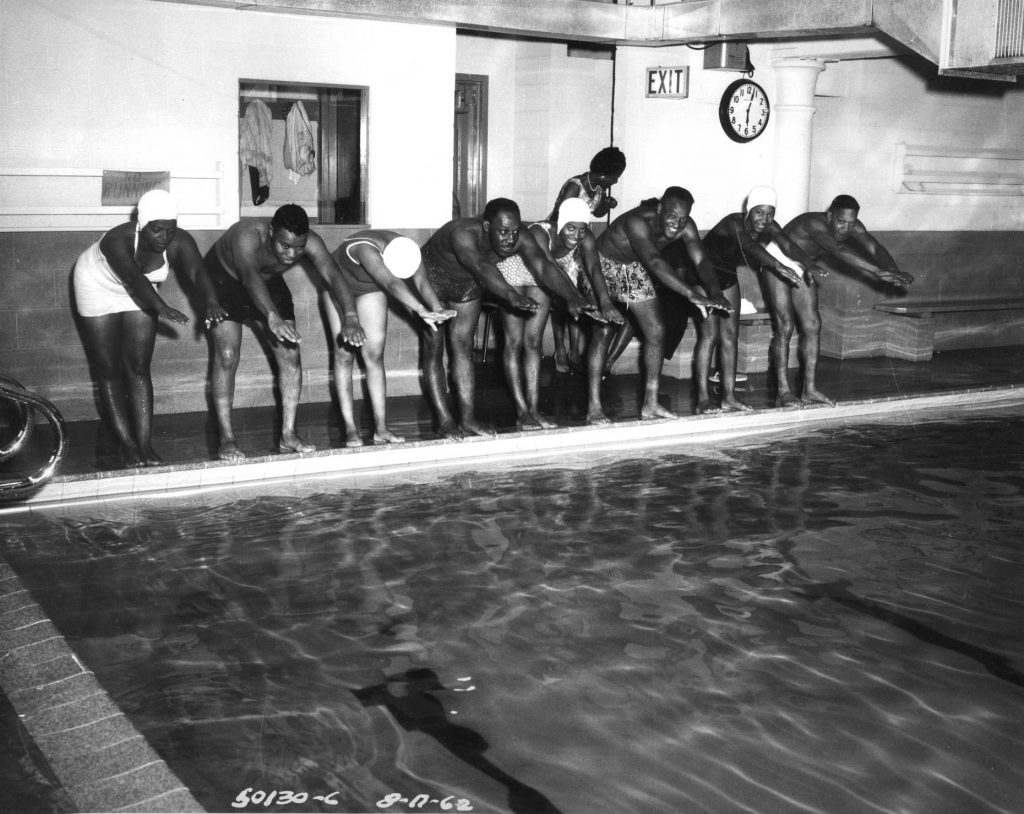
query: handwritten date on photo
231 788 473 811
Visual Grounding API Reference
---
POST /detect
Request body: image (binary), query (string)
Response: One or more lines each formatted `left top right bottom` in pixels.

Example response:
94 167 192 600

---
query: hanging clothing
284 101 316 183
239 99 273 188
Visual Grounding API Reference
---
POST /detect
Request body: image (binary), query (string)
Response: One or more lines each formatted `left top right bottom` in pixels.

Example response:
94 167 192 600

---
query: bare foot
696 399 720 415
140 445 163 467
721 397 752 413
531 411 557 429
554 350 570 374
279 433 316 453
373 429 406 444
345 431 365 448
461 420 497 439
437 421 465 440
586 407 611 425
516 412 544 431
641 403 679 420
218 440 246 462
775 392 803 408
120 443 144 469
802 387 836 407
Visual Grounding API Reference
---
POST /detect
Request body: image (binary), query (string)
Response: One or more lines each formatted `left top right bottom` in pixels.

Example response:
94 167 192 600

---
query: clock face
719 79 770 143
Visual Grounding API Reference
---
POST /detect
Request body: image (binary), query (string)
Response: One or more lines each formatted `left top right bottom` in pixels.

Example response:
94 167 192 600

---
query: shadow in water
352 668 563 814
795 579 1024 690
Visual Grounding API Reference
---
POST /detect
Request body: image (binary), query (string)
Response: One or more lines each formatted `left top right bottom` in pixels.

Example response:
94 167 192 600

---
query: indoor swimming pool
2 405 1022 814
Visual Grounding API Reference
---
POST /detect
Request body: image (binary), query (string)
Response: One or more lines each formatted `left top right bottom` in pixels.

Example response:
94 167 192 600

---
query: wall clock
719 78 770 143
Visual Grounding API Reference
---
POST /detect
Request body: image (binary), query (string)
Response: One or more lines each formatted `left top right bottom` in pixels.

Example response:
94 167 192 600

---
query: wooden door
453 75 487 220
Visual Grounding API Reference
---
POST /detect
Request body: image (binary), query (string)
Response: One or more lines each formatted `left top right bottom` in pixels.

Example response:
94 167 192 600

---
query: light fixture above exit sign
646 66 689 98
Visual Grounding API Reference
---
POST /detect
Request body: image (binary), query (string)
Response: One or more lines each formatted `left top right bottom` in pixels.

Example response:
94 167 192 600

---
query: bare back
425 217 507 281
213 219 290 281
782 212 832 262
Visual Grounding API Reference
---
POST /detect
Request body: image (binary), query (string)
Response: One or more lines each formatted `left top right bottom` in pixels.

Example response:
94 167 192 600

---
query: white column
770 58 825 219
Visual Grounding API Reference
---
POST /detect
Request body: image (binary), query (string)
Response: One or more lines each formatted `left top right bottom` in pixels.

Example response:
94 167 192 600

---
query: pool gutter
3 384 1021 516
0 555 205 812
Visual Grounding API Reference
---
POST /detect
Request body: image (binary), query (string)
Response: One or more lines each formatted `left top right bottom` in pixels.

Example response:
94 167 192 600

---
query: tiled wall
2 229 1022 423
0 227 432 422
818 231 1024 358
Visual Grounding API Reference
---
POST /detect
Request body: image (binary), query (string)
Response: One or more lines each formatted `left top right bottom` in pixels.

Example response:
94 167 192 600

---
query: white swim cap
557 198 591 235
381 236 421 279
137 189 178 228
745 185 777 211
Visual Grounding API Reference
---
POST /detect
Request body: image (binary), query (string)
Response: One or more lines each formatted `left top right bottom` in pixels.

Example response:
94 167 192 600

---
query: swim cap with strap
137 189 178 228
381 236 421 279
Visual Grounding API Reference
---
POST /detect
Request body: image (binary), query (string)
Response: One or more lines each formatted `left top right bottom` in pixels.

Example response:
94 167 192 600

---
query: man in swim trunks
202 204 365 461
772 195 914 407
588 186 725 425
693 186 810 414
421 197 596 439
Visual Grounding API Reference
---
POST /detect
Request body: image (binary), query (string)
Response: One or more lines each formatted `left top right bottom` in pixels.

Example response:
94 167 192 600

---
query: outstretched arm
349 243 454 332
578 232 624 324
519 227 596 318
229 225 302 343
802 218 913 287
736 220 804 286
100 225 189 325
451 227 539 312
305 233 365 346
167 229 225 326
847 222 913 287
625 216 729 314
677 223 731 313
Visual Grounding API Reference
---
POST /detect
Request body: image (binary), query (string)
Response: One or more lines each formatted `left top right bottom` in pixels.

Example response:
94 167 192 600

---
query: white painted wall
612 42 1024 233
810 55 1024 231
0 0 455 231
610 43 782 233
456 34 614 222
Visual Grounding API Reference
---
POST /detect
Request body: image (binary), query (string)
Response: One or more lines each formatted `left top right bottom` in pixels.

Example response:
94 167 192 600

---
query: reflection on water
2 413 1024 814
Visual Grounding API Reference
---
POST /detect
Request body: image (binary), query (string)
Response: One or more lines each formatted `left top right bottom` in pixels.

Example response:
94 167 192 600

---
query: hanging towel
239 99 273 188
284 100 316 183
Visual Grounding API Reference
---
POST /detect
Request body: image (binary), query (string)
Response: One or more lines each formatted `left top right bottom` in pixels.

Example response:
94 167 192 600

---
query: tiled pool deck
1 346 1023 812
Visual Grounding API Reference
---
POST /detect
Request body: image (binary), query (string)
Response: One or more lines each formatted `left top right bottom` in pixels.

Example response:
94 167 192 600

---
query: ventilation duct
152 0 1024 78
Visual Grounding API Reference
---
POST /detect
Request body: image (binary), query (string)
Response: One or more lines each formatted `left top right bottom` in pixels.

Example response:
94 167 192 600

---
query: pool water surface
2 410 1023 814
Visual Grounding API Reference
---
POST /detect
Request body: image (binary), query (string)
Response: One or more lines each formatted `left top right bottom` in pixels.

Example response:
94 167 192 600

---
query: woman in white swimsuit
72 190 217 467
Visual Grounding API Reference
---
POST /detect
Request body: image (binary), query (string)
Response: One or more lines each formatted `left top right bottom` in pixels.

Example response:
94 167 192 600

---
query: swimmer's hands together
577 303 608 323
506 291 541 312
805 263 828 284
268 312 302 344
770 261 804 287
690 292 732 321
598 299 625 325
875 268 914 288
202 303 228 331
339 313 366 347
418 309 458 332
158 304 190 326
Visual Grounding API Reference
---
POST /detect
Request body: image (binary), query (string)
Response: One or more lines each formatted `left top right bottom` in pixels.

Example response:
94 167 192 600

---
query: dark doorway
453 75 488 219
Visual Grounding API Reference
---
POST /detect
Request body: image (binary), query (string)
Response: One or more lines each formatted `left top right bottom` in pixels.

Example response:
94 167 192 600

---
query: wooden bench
873 298 1024 361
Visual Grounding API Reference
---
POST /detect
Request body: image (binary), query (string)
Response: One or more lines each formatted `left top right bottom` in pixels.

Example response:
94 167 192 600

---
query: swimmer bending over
589 186 726 424
772 195 913 407
202 204 365 461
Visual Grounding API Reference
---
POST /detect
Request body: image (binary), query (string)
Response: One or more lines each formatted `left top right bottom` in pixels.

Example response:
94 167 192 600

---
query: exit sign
646 66 689 98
